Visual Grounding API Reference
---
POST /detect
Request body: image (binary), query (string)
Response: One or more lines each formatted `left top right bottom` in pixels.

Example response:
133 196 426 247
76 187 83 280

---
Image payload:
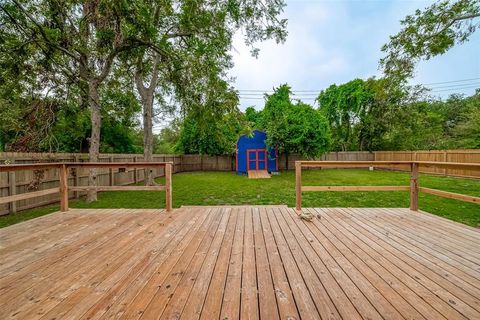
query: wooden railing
0 162 173 212
295 161 480 211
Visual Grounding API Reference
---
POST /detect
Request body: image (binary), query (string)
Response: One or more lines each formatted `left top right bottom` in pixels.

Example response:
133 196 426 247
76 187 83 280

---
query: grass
1 169 479 228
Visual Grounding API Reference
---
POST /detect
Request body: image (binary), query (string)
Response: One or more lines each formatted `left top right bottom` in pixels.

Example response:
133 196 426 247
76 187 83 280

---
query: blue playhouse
236 130 278 174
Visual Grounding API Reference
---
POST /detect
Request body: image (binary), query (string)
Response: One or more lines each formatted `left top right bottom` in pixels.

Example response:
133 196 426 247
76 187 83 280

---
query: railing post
410 162 419 211
295 161 302 211
59 164 69 212
165 163 172 212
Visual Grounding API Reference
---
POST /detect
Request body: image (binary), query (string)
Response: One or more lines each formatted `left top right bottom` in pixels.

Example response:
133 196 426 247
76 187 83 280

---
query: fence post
8 160 17 214
295 161 302 211
410 162 419 211
133 156 138 184
165 163 172 212
109 156 114 186
443 151 447 176
59 164 69 212
73 155 80 199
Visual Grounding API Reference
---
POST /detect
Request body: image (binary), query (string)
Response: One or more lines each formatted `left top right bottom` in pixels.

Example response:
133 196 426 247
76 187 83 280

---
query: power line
422 77 480 86
430 84 479 93
239 96 317 100
426 82 480 89
238 92 319 96
236 77 480 93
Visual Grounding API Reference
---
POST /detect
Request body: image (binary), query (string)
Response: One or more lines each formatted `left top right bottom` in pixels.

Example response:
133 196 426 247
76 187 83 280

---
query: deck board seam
139 207 220 319
334 207 480 318
323 207 449 319
353 207 480 292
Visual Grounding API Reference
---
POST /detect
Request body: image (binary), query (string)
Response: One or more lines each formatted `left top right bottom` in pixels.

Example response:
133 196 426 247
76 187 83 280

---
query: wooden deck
1 206 480 319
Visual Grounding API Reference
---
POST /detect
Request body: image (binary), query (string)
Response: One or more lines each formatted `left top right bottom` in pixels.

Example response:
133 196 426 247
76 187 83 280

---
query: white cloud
230 0 480 111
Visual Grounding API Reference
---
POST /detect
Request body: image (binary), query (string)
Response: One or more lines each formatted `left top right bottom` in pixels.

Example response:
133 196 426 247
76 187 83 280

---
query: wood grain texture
0 206 479 319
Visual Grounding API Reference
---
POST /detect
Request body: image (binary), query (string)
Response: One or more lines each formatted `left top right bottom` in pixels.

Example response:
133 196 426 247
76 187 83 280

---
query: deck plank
0 206 479 320
220 207 245 320
281 207 380 320
258 207 300 320
267 208 323 319
240 206 259 320
160 208 230 319
317 208 451 319
130 207 221 319
337 207 480 314
98 207 212 320
199 208 239 320
374 208 480 263
251 207 279 320
14 210 177 320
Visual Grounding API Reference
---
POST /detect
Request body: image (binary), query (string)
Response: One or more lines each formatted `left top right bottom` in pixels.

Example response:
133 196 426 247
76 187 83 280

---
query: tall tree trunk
135 53 161 186
87 80 101 202
143 94 154 185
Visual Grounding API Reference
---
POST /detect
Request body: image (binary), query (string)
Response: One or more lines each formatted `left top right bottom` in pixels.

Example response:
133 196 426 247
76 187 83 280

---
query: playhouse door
247 149 267 171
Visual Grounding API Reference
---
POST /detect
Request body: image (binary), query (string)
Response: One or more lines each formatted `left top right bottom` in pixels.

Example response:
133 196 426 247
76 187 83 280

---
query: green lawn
1 169 479 228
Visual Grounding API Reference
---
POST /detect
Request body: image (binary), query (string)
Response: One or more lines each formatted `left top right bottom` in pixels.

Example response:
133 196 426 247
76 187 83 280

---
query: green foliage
383 91 480 150
175 110 247 155
318 79 373 151
317 78 403 151
381 0 480 80
285 102 331 158
0 0 288 156
245 106 263 128
262 84 331 158
0 77 143 153
154 125 180 154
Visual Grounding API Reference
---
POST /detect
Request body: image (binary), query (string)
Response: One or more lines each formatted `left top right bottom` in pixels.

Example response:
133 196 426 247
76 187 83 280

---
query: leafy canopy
381 0 480 80
261 84 331 158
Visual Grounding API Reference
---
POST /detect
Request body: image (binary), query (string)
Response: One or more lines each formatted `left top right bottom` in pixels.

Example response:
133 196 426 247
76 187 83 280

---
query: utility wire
422 77 480 86
236 77 480 93
430 85 479 93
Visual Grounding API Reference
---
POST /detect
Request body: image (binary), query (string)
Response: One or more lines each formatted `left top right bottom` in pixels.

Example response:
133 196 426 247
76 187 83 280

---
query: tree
449 91 480 148
283 102 331 158
262 84 331 162
131 0 287 184
382 101 447 150
175 109 246 155
381 0 480 80
245 106 264 128
317 79 373 151
381 91 480 150
1 0 173 201
154 124 180 155
261 84 294 156
317 78 408 151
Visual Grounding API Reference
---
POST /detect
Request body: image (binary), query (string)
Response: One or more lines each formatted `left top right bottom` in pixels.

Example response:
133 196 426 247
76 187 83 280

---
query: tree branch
8 0 80 62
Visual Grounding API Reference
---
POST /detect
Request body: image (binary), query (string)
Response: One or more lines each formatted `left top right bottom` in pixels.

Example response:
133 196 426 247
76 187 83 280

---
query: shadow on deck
1 206 479 319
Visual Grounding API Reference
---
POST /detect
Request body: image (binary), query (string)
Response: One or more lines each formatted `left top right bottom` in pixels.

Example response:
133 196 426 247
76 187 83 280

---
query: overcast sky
229 0 480 111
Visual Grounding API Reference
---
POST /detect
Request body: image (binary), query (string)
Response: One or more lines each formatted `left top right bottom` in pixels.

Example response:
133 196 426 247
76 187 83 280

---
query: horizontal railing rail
295 160 480 211
0 162 173 212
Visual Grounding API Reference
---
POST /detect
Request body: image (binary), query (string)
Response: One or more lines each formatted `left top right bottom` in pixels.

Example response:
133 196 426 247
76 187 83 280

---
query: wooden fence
295 160 480 212
0 153 180 215
0 162 173 213
0 149 478 214
374 150 480 178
